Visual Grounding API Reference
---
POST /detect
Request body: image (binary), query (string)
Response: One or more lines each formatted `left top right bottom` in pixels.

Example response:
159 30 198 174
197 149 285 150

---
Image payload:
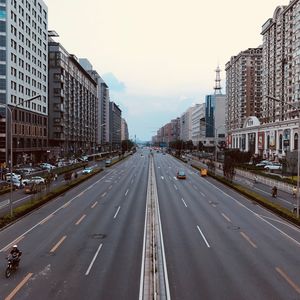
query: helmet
13 245 18 248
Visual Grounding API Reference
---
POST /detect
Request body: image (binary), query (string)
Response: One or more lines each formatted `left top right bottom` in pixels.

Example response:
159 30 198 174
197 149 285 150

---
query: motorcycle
5 254 20 278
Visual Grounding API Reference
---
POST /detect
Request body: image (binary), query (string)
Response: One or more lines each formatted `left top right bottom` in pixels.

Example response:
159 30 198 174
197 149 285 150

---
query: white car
22 176 45 185
264 163 282 170
5 173 21 181
40 163 55 170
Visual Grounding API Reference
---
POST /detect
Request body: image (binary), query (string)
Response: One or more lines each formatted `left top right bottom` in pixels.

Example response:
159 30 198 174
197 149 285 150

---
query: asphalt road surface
1 150 300 299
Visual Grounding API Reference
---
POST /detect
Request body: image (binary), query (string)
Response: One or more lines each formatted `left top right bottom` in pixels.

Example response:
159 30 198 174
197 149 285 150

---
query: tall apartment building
225 47 263 132
170 117 180 141
121 118 128 141
229 1 300 158
48 40 97 157
180 107 193 141
79 58 110 151
109 101 121 151
191 103 205 145
0 0 48 164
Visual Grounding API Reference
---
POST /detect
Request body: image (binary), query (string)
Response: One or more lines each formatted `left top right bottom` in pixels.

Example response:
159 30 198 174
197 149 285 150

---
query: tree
121 139 134 154
198 141 204 151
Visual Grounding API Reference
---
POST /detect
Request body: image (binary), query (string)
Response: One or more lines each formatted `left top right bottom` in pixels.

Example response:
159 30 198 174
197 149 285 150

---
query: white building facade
180 106 193 141
191 103 205 145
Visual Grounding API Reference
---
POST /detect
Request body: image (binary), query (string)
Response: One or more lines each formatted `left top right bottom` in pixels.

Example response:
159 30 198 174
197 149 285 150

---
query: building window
295 133 298 150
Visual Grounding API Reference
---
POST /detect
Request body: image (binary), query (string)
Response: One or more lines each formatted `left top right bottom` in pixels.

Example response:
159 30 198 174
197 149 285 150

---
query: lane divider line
221 213 231 223
197 225 211 248
276 267 300 294
0 170 114 253
114 206 121 219
101 192 107 197
174 184 178 190
75 214 86 225
50 235 67 253
91 201 98 209
240 232 257 249
5 272 33 300
125 189 129 196
40 214 54 225
181 198 188 208
85 243 103 276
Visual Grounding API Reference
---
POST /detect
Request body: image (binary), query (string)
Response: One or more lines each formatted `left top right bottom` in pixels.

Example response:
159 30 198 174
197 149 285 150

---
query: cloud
102 72 126 92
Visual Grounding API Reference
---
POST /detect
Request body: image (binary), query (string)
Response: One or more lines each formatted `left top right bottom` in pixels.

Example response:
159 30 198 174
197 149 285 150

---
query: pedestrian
54 173 58 181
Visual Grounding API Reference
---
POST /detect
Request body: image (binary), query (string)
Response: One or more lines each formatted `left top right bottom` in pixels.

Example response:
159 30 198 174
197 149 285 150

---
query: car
82 167 93 175
264 163 282 170
177 170 186 179
24 183 43 194
105 159 112 166
5 173 21 181
6 178 23 189
40 163 55 170
22 176 45 185
255 160 270 167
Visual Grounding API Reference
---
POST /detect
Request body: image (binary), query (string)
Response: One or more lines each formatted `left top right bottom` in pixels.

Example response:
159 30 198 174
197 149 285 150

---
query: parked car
177 170 186 179
82 167 93 175
6 178 23 189
22 176 45 185
264 163 282 171
255 160 270 167
5 173 21 181
40 163 55 170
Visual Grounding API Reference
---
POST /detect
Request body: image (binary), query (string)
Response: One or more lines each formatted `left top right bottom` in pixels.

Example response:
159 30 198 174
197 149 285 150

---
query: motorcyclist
292 186 297 198
272 186 277 198
9 245 22 265
254 175 258 183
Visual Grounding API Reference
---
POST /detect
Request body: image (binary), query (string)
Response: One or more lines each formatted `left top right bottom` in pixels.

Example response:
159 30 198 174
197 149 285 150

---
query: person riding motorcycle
272 186 277 198
292 186 297 198
9 245 22 265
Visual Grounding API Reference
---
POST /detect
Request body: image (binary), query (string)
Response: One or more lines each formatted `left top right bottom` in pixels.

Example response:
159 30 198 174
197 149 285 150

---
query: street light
0 94 41 217
266 95 300 218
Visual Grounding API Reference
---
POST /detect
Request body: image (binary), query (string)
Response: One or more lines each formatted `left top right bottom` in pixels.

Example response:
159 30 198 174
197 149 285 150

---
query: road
155 153 300 299
0 152 148 299
1 150 300 299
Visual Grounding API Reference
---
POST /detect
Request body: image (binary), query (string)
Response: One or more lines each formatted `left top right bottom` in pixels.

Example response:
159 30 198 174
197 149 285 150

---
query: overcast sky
45 0 287 141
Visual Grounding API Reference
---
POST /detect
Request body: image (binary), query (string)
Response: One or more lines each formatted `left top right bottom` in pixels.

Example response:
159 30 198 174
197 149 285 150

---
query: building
0 0 48 164
48 40 98 157
225 47 263 132
79 58 110 151
180 107 193 141
109 101 122 151
170 117 180 142
229 1 300 159
121 118 128 141
191 103 205 146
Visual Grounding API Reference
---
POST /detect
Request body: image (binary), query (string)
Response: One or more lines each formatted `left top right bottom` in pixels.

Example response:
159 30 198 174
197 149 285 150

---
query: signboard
258 132 264 150
269 131 276 150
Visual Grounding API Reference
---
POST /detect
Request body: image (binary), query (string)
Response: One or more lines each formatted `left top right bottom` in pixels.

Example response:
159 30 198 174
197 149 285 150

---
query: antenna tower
214 66 222 95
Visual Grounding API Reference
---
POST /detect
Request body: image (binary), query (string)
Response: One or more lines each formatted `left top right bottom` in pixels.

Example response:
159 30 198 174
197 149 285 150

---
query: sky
45 0 288 141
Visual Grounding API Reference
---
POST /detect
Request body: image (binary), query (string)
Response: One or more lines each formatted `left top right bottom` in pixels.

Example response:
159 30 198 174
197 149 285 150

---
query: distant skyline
46 0 287 140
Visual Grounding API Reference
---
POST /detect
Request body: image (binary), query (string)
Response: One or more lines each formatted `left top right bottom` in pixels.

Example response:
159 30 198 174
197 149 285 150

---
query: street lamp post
267 95 300 218
1 94 40 217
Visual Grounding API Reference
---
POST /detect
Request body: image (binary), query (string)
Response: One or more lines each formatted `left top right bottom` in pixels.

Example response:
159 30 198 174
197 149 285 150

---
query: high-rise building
121 118 128 141
180 107 193 141
48 40 98 157
225 47 263 132
0 0 48 164
109 101 122 151
79 58 110 151
191 103 205 145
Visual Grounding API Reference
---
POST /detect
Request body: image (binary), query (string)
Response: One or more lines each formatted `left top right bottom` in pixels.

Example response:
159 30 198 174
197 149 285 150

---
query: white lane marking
261 215 300 232
197 225 211 248
109 185 113 190
174 184 178 190
276 267 300 294
1 236 24 252
193 185 198 190
161 176 164 180
85 243 103 276
173 177 178 181
0 170 114 253
0 199 10 209
240 232 257 248
200 192 205 197
114 206 121 219
63 201 71 208
91 201 98 208
13 195 31 205
168 176 172 180
158 166 160 169
5 272 33 300
221 213 231 223
125 189 129 196
101 192 107 197
181 198 187 208
75 214 86 225
40 214 54 225
204 179 300 247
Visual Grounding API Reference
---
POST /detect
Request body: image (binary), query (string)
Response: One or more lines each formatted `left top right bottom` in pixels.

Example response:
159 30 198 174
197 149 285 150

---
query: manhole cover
90 234 106 239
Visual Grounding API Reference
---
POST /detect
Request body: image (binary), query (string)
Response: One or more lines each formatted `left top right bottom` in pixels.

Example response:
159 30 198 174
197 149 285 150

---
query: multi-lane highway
1 150 300 299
